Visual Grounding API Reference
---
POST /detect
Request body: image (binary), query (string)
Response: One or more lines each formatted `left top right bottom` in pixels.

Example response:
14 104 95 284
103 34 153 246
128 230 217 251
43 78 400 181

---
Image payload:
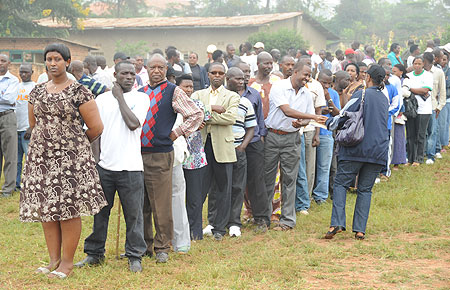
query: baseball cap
254 42 265 49
344 48 355 55
113 52 128 60
207 44 217 54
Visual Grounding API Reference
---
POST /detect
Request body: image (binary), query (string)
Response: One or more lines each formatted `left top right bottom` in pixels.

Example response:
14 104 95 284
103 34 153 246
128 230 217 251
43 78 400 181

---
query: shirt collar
148 79 167 90
210 85 224 95
0 71 14 81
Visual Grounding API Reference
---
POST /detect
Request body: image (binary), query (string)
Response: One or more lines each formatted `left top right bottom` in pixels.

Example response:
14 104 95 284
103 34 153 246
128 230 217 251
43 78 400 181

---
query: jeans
16 130 30 188
438 102 450 149
312 135 334 202
84 166 146 259
295 134 309 211
330 160 383 233
426 111 439 160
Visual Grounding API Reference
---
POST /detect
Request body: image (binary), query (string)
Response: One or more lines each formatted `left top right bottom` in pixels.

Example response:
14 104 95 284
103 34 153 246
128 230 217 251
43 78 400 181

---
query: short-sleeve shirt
16 81 35 131
304 79 327 132
96 90 150 171
232 96 257 147
407 70 433 114
265 78 314 132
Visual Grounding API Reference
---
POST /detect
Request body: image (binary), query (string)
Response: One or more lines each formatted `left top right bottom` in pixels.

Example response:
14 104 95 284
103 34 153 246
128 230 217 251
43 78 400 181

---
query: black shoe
155 252 169 263
74 255 104 268
142 250 153 258
128 258 142 272
324 226 345 239
213 232 224 241
254 220 268 233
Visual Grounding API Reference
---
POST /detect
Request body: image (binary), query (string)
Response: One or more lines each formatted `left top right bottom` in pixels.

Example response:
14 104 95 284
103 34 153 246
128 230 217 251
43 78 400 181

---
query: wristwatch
327 99 333 104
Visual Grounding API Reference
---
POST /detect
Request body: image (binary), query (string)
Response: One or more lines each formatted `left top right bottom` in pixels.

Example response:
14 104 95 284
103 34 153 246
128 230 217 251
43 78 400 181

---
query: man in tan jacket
192 62 240 241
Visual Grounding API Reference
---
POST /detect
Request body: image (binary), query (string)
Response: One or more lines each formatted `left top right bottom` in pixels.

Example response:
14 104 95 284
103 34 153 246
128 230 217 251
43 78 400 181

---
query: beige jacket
192 86 240 163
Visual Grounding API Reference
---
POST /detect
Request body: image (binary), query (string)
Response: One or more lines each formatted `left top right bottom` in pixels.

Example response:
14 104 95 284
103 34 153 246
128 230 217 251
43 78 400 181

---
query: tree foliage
0 0 88 37
325 0 450 43
115 40 149 58
248 28 308 56
86 0 149 17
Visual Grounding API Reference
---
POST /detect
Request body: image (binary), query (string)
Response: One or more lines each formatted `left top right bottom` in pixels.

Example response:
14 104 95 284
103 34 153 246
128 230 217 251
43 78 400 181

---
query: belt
0 109 13 117
269 128 295 135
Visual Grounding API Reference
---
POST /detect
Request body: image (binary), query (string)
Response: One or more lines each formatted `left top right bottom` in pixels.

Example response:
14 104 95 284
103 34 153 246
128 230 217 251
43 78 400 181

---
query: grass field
0 153 449 290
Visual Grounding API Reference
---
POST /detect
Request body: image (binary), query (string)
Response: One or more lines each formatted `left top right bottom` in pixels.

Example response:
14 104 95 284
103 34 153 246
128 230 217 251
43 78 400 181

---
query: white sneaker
202 224 214 236
426 159 434 165
228 226 241 237
299 210 309 215
436 153 443 159
375 178 381 184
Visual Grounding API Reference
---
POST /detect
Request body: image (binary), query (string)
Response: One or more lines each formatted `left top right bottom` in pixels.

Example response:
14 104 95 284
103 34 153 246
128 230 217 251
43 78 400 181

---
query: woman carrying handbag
324 65 389 240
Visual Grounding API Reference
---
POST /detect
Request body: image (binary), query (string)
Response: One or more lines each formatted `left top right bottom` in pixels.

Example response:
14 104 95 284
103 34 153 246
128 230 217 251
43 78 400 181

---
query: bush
248 28 308 56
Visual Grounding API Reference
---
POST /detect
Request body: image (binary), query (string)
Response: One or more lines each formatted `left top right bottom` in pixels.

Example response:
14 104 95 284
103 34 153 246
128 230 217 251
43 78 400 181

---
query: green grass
0 154 450 289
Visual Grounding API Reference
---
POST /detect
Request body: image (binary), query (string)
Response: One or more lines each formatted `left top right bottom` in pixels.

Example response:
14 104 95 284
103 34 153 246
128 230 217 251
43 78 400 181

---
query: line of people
2 38 447 278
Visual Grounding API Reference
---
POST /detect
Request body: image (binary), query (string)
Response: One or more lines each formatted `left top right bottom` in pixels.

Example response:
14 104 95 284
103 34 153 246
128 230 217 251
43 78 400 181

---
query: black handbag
335 89 365 147
403 94 418 119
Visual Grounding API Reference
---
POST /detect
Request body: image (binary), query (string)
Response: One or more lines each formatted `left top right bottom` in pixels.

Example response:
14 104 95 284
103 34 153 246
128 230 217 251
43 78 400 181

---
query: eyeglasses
209 71 225 76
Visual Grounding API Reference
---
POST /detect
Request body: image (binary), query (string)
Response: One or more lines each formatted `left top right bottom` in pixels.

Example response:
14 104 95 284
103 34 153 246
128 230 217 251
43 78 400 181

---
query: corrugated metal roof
36 12 303 29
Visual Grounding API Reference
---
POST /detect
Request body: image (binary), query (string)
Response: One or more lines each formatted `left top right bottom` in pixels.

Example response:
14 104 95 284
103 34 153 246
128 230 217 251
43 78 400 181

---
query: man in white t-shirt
15 63 35 190
76 61 150 273
264 61 327 231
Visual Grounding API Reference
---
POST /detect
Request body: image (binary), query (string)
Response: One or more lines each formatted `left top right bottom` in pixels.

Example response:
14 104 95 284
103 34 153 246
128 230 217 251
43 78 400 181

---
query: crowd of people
0 36 448 278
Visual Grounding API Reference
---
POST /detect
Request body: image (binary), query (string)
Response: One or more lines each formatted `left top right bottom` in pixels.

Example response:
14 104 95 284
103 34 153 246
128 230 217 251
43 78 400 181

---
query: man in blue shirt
313 70 341 204
0 54 19 197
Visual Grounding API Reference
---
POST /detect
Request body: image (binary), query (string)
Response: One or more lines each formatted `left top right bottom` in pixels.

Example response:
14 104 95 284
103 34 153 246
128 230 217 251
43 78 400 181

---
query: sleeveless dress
19 82 107 222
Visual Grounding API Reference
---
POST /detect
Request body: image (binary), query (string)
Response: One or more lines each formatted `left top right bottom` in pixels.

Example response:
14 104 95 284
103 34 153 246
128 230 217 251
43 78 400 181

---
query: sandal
35 260 60 275
355 232 365 240
324 226 344 239
272 224 292 231
48 270 71 279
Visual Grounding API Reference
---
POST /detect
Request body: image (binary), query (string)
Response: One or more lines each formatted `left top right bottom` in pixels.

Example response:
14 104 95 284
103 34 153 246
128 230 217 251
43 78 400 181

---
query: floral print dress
19 82 107 222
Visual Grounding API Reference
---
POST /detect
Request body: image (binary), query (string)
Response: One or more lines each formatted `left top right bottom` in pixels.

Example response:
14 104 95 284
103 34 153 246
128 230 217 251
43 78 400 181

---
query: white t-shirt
96 90 150 171
406 70 433 114
331 58 342 73
265 78 314 132
241 54 258 78
16 81 35 131
407 55 415 68
303 79 326 132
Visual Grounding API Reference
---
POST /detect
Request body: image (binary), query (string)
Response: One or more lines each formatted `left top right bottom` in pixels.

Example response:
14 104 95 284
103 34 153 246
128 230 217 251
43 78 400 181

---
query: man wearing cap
254 42 265 55
341 49 356 70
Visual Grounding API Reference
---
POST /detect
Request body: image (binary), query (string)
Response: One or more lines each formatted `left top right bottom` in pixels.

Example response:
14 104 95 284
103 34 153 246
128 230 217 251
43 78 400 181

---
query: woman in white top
404 56 433 165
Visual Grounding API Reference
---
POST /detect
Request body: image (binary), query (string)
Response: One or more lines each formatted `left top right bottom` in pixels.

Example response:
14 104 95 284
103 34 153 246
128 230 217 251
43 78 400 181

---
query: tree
248 28 308 56
271 0 329 18
87 0 149 17
115 40 150 58
161 0 263 17
0 0 88 37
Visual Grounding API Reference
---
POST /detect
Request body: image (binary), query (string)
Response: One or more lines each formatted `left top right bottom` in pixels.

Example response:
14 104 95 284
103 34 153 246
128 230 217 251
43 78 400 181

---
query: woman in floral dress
19 43 107 279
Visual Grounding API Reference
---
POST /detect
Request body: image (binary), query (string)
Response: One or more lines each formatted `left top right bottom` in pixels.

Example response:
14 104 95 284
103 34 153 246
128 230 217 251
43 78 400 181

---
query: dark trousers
331 160 383 233
227 149 247 228
245 140 271 226
203 136 233 236
142 151 174 254
184 166 206 240
84 166 146 259
406 114 431 163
